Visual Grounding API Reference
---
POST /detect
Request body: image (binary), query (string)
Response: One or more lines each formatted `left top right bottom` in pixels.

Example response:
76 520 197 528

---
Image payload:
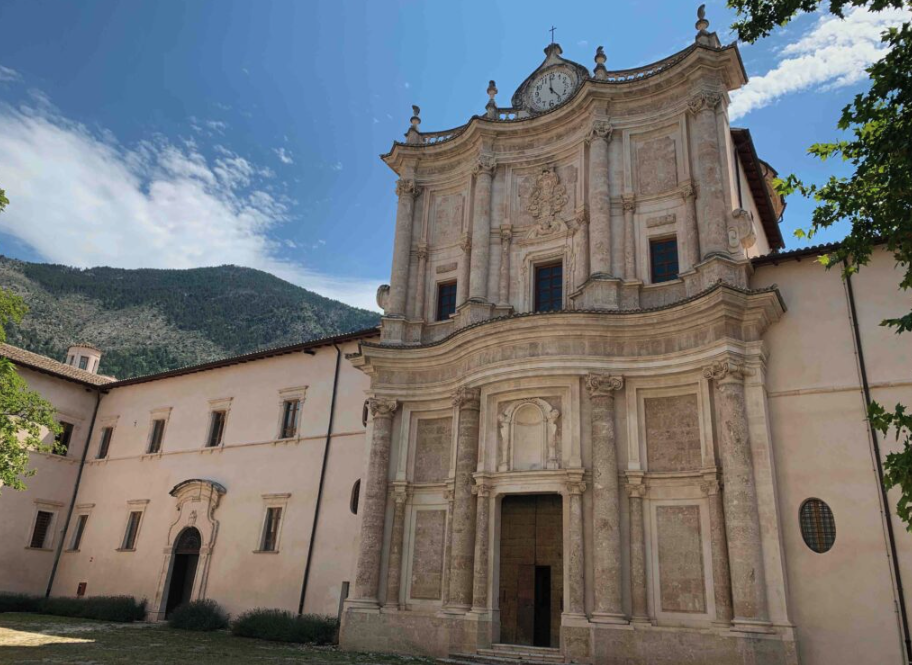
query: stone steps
441 644 564 665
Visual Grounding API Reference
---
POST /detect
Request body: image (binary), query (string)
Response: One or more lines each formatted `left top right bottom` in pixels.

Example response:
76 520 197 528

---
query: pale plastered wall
752 248 912 665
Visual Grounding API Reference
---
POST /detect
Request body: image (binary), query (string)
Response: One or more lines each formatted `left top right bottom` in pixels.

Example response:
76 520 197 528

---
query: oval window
799 498 836 553
350 479 361 515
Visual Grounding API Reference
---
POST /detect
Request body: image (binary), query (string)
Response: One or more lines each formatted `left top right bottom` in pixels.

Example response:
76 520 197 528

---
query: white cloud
730 6 911 120
577 40 589 48
330 161 343 171
0 100 381 311
273 146 294 164
0 65 21 82
403 81 411 89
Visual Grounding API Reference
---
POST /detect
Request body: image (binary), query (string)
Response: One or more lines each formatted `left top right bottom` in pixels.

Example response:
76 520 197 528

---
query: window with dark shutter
207 411 226 447
436 282 458 321
30 510 53 549
650 237 679 283
280 400 300 439
261 507 283 552
69 514 88 550
350 479 361 515
799 498 836 553
56 422 74 456
148 419 165 453
534 262 563 312
97 427 113 459
122 511 142 550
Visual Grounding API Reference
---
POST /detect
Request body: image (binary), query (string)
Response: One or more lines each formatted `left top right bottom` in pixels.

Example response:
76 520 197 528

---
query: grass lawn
0 613 435 665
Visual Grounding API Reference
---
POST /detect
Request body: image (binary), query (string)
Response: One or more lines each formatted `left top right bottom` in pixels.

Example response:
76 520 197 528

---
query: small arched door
165 527 201 617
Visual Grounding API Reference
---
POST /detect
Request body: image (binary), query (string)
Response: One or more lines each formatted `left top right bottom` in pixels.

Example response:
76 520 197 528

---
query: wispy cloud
730 6 911 120
0 65 21 82
0 98 380 311
273 147 294 164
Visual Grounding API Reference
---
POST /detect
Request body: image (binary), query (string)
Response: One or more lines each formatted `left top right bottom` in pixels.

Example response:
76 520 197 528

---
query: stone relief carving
396 178 418 198
453 386 481 410
376 284 391 311
586 119 612 144
525 166 569 238
637 136 678 196
728 208 757 252
473 154 496 177
702 359 750 382
584 373 625 396
498 397 561 471
368 397 399 419
687 90 723 115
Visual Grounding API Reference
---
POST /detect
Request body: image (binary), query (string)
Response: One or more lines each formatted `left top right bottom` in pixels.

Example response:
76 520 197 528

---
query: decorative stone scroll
687 90 723 115
473 154 496 178
728 208 757 252
369 397 399 420
585 372 624 396
702 359 751 384
497 398 561 471
396 178 418 198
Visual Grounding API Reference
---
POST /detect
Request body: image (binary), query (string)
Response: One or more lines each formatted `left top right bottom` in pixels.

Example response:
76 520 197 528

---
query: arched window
799 498 836 553
350 479 361 515
362 400 369 427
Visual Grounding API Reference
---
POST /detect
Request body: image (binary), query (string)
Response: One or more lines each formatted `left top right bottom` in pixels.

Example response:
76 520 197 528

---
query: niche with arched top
498 398 560 472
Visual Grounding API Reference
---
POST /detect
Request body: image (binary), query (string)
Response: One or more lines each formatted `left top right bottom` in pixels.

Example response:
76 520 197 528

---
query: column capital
585 372 625 396
625 482 646 498
460 233 472 254
368 397 399 420
471 482 492 498
391 483 411 504
586 119 613 144
622 193 636 213
473 154 496 178
395 178 419 199
565 478 588 496
499 223 513 242
679 181 696 200
453 386 481 410
703 359 752 384
416 243 429 260
687 90 723 115
700 478 722 496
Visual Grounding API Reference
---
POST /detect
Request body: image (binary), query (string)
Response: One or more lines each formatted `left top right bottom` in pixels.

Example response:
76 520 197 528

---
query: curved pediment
169 478 227 499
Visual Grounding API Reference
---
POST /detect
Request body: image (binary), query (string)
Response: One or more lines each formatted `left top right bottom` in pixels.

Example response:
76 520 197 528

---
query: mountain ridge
0 256 380 379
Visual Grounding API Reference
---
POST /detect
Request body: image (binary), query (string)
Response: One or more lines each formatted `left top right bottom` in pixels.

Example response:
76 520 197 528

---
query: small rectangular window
56 422 74 456
436 282 458 321
78 356 89 370
122 511 142 550
280 400 300 439
534 262 563 312
650 238 679 283
66 355 74 365
30 510 53 549
97 427 113 459
148 419 165 453
69 514 88 551
207 410 226 448
261 506 283 552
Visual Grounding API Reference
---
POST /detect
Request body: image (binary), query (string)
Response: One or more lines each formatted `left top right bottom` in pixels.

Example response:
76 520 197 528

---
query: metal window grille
534 262 563 312
650 238 680 283
261 507 282 552
97 427 113 459
799 498 836 553
30 511 53 549
436 282 458 321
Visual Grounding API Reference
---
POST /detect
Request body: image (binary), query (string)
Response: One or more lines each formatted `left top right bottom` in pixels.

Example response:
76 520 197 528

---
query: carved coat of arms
526 166 569 237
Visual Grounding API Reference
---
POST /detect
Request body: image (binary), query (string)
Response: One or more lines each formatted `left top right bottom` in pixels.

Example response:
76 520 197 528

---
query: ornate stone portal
343 9 795 665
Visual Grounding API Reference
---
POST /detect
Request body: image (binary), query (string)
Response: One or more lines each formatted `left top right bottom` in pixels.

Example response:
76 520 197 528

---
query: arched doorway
165 527 201 617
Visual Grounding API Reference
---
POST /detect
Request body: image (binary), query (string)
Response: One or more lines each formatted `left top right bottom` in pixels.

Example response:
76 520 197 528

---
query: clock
530 70 575 112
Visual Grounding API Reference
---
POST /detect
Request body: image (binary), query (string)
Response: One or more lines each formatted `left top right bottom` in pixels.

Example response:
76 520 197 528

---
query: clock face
530 70 574 111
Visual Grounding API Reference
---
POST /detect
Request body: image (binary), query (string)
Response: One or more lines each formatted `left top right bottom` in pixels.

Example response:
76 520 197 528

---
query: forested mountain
0 257 380 379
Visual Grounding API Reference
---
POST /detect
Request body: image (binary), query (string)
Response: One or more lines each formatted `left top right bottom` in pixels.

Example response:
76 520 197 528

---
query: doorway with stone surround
497 494 563 648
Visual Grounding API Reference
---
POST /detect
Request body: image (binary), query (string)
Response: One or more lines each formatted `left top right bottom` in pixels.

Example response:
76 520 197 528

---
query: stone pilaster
415 244 429 321
384 484 409 609
447 386 481 611
565 474 587 618
440 487 455 607
351 397 399 606
498 225 512 306
703 360 770 631
587 120 613 277
585 373 627 623
701 472 733 625
679 182 700 271
570 206 590 291
471 482 492 612
688 91 728 259
625 475 649 623
622 194 637 281
389 180 418 317
457 234 471 308
469 155 495 302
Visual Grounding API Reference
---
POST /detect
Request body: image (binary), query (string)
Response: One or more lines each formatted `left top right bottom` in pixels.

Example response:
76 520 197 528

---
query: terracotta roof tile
0 342 114 387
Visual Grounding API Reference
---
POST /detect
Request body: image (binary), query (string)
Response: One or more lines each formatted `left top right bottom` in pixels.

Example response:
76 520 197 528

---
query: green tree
0 187 62 492
728 0 912 523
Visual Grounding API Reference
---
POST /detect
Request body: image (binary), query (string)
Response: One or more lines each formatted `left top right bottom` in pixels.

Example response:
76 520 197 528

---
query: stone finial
410 105 421 129
486 80 498 118
453 386 481 410
694 6 721 47
593 45 608 80
405 105 421 144
368 397 399 419
584 373 624 396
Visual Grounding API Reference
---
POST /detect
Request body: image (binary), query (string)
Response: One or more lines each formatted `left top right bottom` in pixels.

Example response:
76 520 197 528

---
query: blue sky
0 1 908 310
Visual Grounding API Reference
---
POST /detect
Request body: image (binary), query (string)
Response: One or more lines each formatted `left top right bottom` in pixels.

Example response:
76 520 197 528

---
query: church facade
2 11 912 665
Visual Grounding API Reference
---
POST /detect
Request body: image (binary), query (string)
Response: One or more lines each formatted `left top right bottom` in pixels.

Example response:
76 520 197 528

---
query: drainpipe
298 343 343 614
46 389 102 597
844 261 912 662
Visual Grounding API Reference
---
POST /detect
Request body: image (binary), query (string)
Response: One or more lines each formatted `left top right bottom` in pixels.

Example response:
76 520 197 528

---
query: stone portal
498 494 563 648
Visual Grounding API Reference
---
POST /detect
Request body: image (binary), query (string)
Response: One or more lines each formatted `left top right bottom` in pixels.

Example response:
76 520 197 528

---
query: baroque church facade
2 11 912 665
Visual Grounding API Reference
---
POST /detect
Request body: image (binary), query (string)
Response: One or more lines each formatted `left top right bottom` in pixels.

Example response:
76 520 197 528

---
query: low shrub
168 599 229 632
0 593 43 613
0 594 147 622
231 608 338 645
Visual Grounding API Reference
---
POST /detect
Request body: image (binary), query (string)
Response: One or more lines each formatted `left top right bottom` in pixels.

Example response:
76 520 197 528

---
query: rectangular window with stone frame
56 422 74 456
436 281 457 321
147 419 165 453
534 262 563 312
121 511 142 550
29 510 54 549
207 410 227 447
261 506 283 552
69 514 89 551
650 237 680 283
97 426 113 459
280 400 300 439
